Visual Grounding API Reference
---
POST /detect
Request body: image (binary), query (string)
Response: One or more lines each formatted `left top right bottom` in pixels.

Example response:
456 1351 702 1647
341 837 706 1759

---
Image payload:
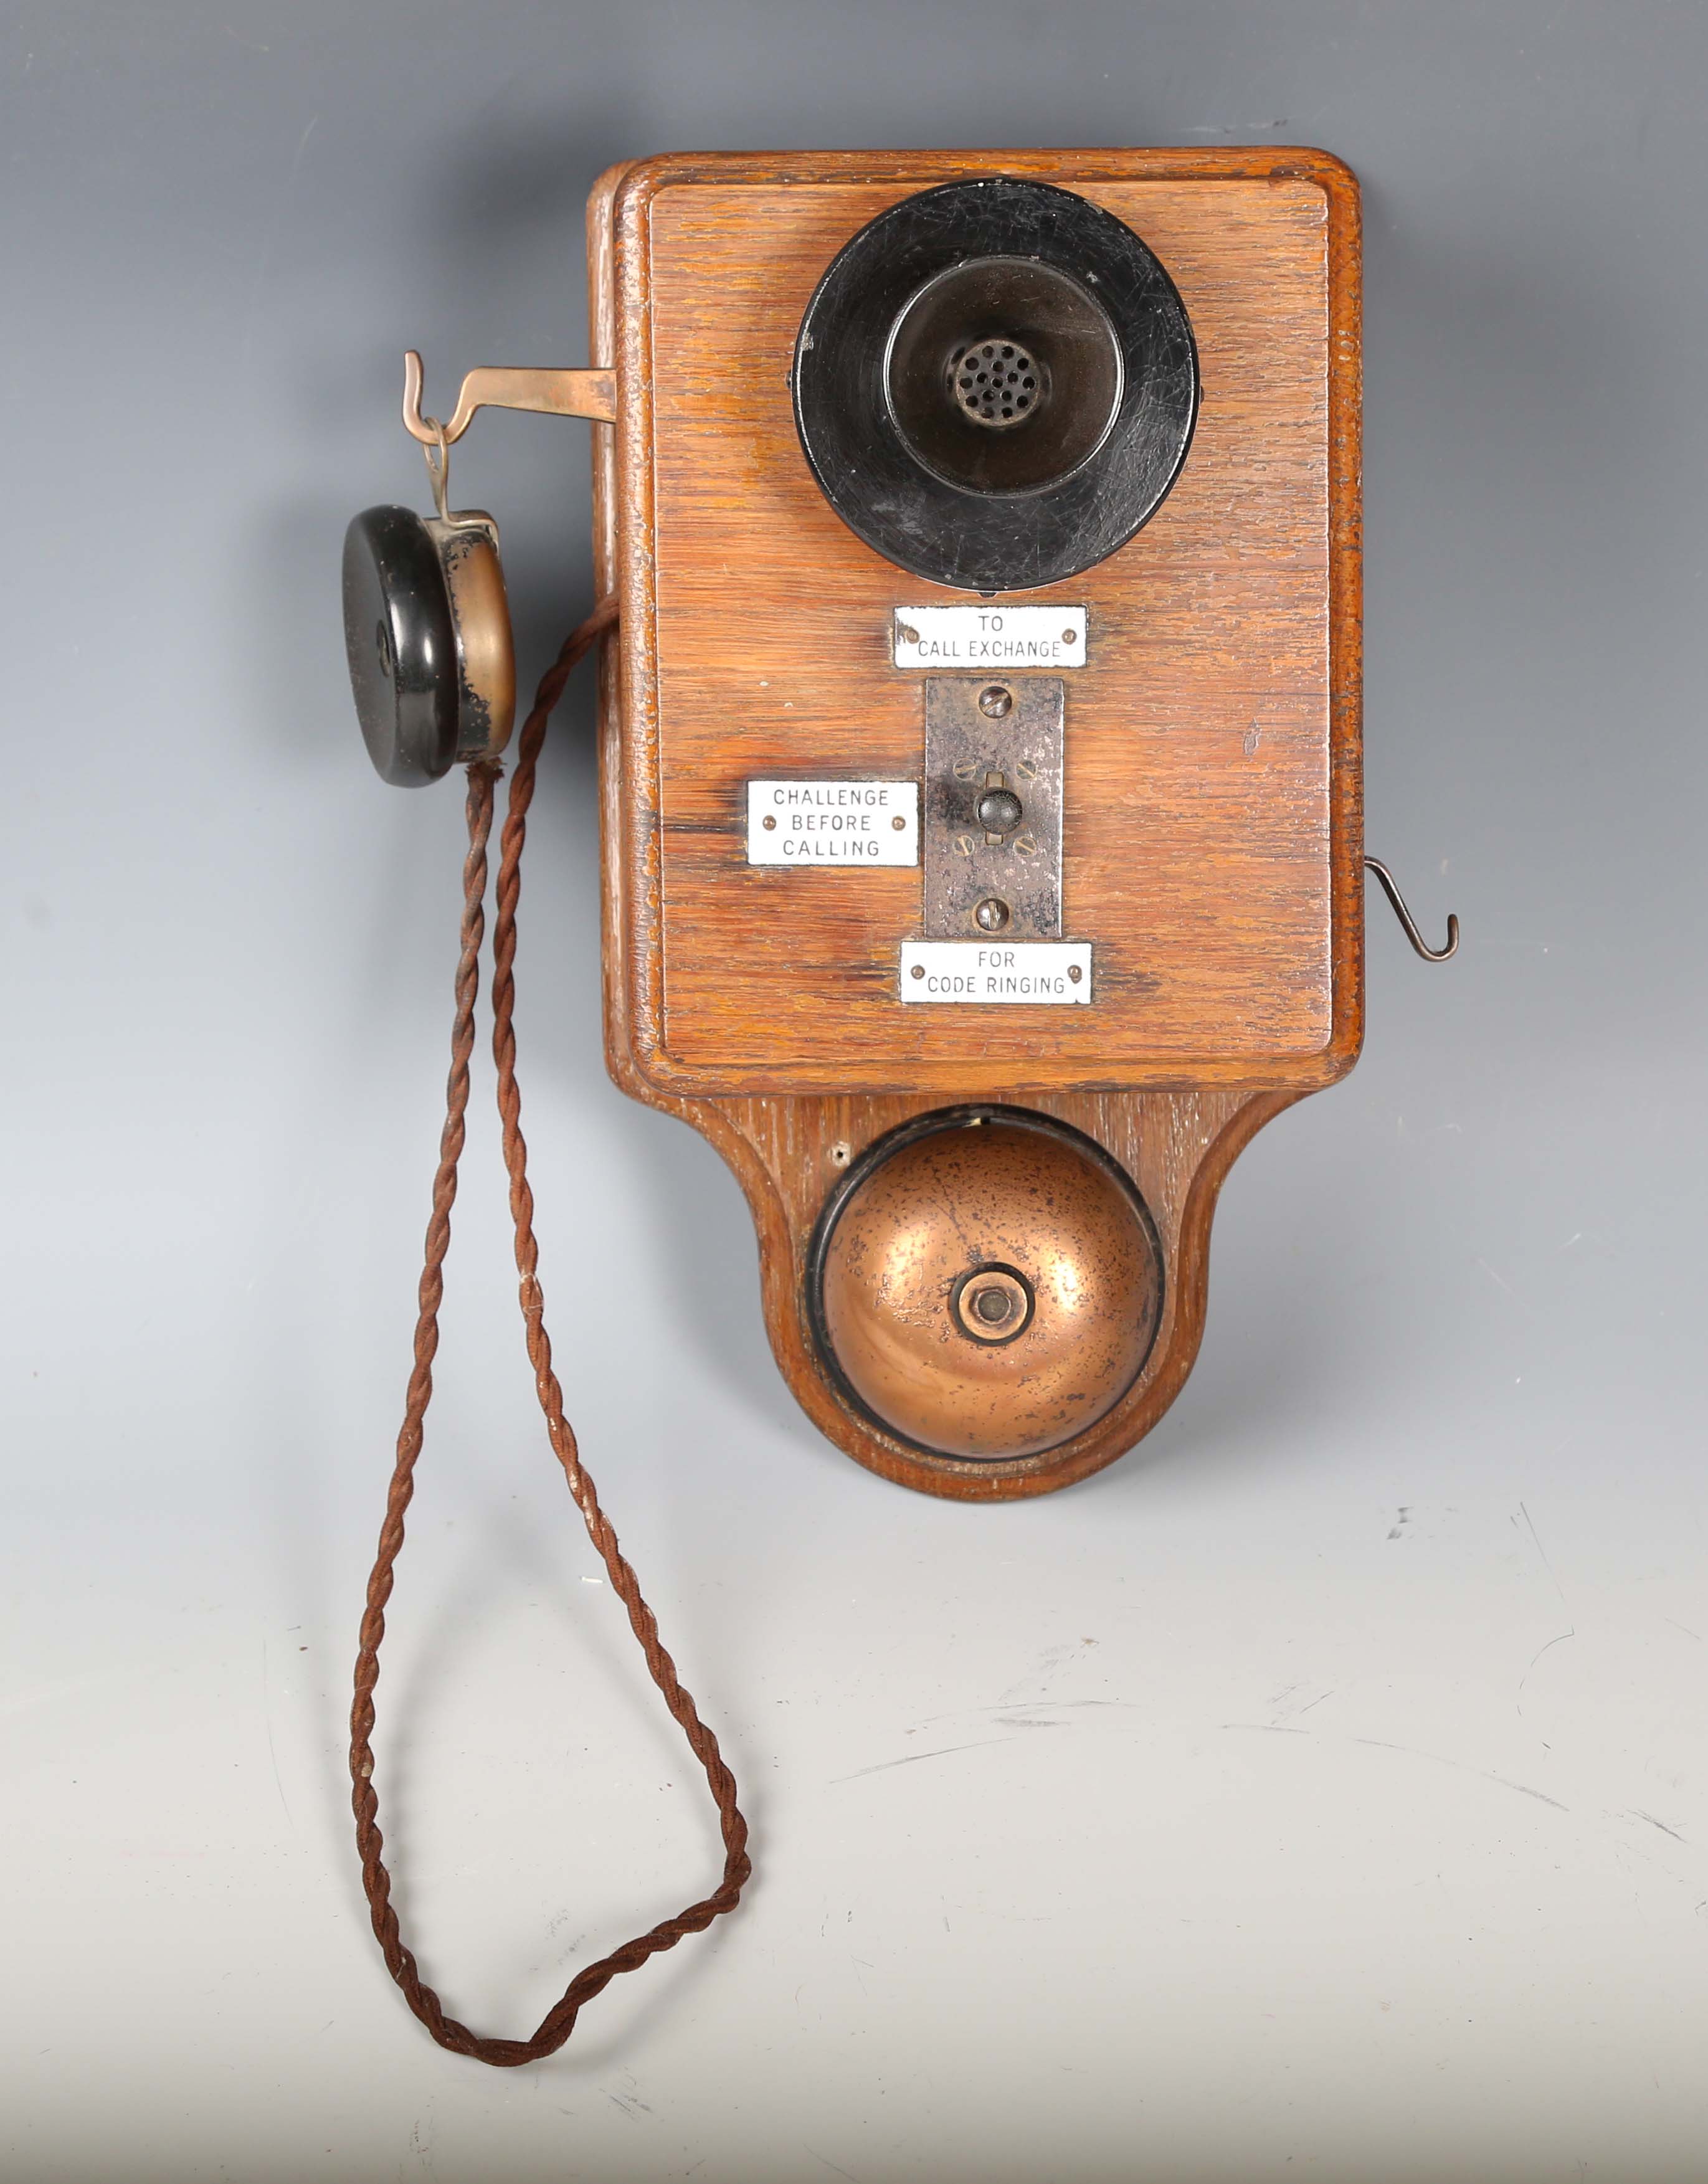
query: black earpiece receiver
341 438 515 787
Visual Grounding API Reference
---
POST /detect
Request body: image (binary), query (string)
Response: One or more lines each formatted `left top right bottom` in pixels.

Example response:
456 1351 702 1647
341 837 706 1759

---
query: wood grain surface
585 150 1360 1496
602 148 1362 1098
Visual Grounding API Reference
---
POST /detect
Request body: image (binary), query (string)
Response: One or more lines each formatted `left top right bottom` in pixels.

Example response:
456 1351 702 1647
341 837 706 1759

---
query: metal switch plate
922 676 1065 939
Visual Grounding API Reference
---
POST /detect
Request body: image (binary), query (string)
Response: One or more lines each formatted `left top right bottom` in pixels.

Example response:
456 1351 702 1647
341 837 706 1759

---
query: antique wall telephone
341 148 1456 2064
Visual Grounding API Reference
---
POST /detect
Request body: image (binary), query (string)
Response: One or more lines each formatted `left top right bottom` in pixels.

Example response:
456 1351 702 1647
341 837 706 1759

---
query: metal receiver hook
402 350 617 448
1364 857 1459 962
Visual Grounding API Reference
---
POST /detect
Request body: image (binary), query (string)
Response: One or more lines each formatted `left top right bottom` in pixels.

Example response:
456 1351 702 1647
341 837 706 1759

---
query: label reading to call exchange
892 605 1086 670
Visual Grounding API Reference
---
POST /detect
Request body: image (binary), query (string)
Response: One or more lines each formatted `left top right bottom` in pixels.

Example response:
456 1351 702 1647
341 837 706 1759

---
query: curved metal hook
402 350 617 448
402 350 450 445
1364 857 1459 962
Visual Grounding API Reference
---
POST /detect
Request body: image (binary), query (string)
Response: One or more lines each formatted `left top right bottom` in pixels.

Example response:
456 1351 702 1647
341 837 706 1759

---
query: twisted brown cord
349 596 751 2067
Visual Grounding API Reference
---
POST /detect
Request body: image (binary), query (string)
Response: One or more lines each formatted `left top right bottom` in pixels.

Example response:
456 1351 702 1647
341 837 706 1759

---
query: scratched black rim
792 178 1199 594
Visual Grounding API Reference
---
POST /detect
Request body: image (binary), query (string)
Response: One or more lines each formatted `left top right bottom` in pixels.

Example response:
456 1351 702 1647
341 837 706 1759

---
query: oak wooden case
586 148 1362 1500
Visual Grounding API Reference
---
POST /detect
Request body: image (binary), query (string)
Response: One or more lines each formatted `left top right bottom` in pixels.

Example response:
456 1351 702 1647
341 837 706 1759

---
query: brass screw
977 685 1013 719
762 814 777 830
891 814 906 831
1068 964 1083 983
910 963 925 979
899 624 921 645
974 898 1010 933
1062 628 1076 645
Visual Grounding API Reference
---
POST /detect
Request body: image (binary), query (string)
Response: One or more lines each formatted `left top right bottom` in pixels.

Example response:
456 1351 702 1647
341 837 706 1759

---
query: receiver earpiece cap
342 505 460 786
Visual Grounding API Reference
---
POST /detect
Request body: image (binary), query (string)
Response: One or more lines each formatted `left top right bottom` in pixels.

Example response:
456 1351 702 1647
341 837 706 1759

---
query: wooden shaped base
613 1085 1299 1500
581 151 1354 1500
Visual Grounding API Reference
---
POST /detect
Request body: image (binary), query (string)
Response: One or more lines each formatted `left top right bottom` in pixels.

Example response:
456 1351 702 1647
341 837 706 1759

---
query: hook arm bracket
402 351 617 447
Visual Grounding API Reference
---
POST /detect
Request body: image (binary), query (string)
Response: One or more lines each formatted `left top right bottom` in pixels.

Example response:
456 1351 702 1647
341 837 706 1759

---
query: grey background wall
4 3 1705 2178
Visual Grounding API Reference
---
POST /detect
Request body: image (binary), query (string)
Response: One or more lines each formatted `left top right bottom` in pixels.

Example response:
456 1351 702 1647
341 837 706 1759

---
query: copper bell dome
810 1109 1164 1461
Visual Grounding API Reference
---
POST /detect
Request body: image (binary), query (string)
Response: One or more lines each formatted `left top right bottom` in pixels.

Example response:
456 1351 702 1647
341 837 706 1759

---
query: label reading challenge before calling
746 780 919 865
